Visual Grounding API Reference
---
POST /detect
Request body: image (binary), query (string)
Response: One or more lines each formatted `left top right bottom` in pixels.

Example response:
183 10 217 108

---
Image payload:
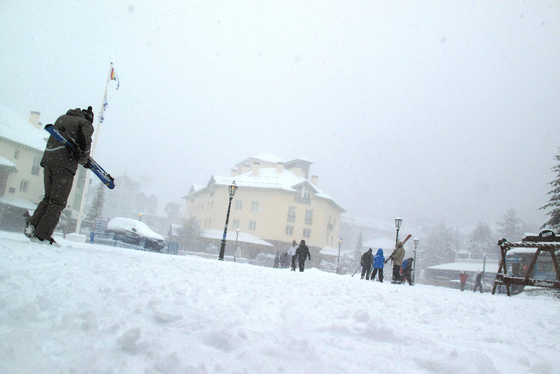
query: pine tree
496 208 526 242
540 148 560 230
177 216 202 250
86 184 105 222
470 221 495 253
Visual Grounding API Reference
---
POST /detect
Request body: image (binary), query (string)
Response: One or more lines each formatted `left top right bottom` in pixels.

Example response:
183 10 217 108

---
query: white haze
1 1 559 229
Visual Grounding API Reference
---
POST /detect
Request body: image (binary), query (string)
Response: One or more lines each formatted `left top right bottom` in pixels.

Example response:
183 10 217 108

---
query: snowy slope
0 231 558 374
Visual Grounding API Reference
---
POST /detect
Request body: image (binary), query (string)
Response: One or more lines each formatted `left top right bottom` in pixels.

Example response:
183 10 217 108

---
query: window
19 180 29 192
9 187 15 194
249 221 256 231
31 157 41 175
303 228 311 238
232 219 240 229
235 201 243 210
287 206 296 222
295 185 311 204
305 209 313 225
14 149 19 159
285 226 294 235
251 201 259 211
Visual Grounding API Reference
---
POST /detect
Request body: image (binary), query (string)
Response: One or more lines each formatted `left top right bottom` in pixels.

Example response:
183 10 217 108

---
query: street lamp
336 238 342 274
234 228 240 262
218 181 238 261
413 237 420 285
395 217 402 246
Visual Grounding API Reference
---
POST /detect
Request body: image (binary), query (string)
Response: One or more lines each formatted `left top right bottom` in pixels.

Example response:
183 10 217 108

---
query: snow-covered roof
0 195 38 210
252 153 285 164
0 156 17 169
209 167 345 212
201 229 274 246
0 104 46 151
428 261 499 274
363 237 396 250
341 214 396 232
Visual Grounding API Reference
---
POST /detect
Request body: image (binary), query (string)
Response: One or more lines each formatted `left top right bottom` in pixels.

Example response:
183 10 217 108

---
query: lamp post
336 238 342 274
395 217 402 246
413 237 419 285
218 181 238 261
234 228 240 262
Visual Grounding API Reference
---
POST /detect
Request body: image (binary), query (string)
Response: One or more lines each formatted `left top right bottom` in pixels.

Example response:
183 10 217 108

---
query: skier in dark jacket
360 248 374 280
473 272 483 293
295 240 311 272
26 107 95 244
401 258 414 285
371 248 385 282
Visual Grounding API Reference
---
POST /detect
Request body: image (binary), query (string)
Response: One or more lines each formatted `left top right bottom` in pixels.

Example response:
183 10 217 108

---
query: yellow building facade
184 154 345 258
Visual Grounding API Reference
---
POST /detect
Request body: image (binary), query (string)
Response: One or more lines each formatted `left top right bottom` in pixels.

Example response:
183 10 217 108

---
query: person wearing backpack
401 258 414 285
360 248 374 280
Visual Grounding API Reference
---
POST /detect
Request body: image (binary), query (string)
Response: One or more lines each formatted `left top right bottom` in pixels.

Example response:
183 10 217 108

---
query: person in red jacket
25 107 94 244
459 271 469 291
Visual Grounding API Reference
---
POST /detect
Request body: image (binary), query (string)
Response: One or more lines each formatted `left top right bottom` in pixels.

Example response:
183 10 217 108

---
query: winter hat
82 106 94 123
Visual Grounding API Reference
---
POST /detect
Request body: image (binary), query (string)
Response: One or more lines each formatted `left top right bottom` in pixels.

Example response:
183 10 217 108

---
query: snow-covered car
105 217 166 251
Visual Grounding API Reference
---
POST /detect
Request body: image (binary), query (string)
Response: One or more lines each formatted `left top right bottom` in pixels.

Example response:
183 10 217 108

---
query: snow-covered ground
0 231 558 374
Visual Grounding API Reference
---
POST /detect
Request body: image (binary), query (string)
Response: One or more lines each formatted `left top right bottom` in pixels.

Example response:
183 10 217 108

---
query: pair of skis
44 125 115 189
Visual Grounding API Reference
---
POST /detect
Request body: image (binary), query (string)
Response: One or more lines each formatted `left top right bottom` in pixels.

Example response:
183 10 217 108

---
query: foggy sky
1 1 559 231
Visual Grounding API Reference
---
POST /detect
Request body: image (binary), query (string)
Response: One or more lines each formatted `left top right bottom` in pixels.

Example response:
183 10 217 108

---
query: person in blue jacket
371 248 385 282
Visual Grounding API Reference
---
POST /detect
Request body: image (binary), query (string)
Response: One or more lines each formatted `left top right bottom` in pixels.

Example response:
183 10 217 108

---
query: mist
1 1 559 230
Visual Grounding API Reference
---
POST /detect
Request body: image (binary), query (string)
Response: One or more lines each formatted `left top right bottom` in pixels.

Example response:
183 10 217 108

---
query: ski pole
351 265 362 277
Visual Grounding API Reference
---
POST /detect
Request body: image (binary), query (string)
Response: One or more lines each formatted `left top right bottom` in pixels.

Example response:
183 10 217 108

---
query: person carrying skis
25 107 95 244
385 241 405 284
287 240 298 271
371 248 385 282
360 248 374 280
295 240 311 272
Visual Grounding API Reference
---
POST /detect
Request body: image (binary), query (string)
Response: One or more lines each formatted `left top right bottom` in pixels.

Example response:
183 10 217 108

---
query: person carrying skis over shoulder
385 241 405 284
360 248 374 280
295 240 311 272
25 106 95 245
371 248 385 282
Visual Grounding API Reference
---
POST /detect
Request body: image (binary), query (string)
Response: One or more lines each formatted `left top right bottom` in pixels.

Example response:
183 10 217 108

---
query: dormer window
295 185 311 204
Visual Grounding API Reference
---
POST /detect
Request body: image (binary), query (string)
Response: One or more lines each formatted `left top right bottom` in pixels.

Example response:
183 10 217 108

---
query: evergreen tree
496 208 526 242
540 148 560 230
356 231 363 250
177 216 202 250
469 221 495 253
86 184 105 222
422 222 457 267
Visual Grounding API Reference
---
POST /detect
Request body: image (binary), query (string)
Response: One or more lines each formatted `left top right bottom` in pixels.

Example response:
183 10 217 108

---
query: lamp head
229 181 238 197
395 217 402 229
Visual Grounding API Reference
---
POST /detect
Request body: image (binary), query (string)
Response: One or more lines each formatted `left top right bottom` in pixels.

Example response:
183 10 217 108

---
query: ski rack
492 233 560 296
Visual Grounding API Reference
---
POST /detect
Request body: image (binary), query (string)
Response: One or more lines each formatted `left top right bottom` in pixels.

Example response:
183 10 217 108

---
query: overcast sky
1 1 559 231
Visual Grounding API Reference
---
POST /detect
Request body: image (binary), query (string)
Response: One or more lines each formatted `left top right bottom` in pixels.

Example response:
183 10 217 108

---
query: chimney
251 161 261 176
276 162 285 173
310 175 318 186
29 111 41 129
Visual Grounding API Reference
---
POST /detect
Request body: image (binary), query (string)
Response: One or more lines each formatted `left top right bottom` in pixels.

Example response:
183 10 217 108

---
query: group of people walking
359 241 414 285
274 240 311 272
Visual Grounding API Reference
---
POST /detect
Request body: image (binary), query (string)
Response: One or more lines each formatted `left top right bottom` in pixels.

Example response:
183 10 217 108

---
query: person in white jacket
287 240 298 271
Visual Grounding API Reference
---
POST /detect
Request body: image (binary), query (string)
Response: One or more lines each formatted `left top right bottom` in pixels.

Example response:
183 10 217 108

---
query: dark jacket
41 108 94 174
361 249 373 267
373 249 385 269
296 243 311 260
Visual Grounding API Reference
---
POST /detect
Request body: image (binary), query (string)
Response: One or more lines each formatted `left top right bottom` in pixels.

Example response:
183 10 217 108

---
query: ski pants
392 265 401 283
361 264 372 280
28 164 74 240
402 270 413 285
473 283 483 293
371 268 383 282
298 257 307 272
291 255 297 271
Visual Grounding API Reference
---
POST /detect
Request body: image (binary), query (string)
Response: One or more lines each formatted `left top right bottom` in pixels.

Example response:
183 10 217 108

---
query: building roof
210 167 345 212
0 195 38 210
0 156 16 169
0 104 46 151
428 261 499 274
201 229 274 246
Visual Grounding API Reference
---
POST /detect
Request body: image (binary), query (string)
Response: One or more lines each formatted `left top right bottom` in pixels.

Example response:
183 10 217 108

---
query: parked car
105 217 166 251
